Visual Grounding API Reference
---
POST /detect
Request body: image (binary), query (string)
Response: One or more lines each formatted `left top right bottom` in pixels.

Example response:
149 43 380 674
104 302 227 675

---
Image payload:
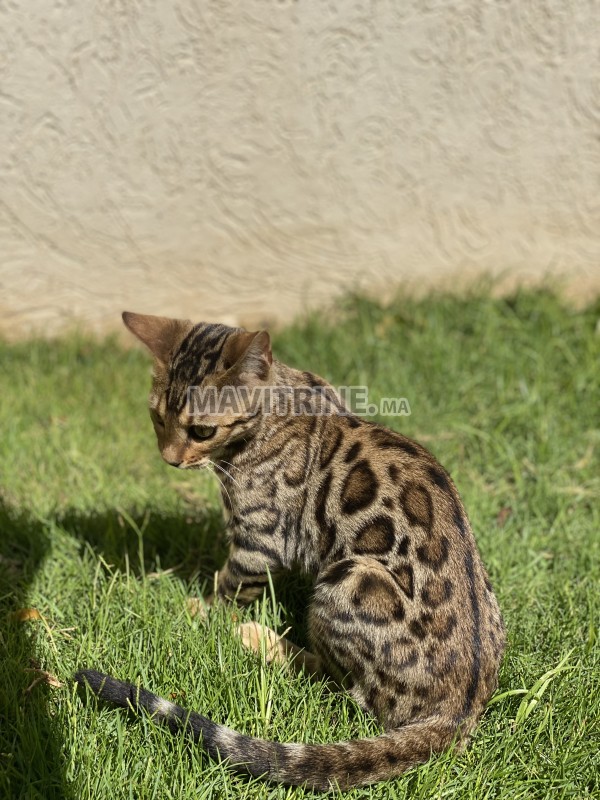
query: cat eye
189 424 217 442
150 410 165 429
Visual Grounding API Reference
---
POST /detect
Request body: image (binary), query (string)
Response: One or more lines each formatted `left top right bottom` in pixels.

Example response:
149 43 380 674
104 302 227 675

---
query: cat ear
122 311 191 365
223 330 272 383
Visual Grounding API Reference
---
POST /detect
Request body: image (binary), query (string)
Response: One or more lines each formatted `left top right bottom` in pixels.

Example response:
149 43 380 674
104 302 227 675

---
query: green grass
0 288 598 799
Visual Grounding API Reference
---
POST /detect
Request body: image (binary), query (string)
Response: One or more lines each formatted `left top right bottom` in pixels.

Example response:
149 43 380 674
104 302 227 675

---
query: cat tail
75 669 461 790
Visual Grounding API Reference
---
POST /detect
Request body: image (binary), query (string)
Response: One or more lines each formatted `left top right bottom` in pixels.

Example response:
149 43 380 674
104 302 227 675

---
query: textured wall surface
1 1 599 338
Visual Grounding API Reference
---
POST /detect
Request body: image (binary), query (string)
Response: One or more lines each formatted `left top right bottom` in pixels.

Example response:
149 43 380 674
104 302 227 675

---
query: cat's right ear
122 312 191 365
222 329 273 385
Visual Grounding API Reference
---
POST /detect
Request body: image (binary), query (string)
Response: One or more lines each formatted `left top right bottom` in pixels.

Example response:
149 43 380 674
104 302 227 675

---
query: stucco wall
1 1 599 338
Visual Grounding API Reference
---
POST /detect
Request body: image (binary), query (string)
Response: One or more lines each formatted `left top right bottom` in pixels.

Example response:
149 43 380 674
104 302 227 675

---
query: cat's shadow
58 502 227 582
0 501 74 800
0 497 316 796
58 504 314 647
0 499 233 798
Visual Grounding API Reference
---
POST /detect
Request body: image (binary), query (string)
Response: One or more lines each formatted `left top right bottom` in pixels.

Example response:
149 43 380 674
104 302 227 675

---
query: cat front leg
186 557 267 618
215 542 281 604
186 558 269 619
187 525 283 617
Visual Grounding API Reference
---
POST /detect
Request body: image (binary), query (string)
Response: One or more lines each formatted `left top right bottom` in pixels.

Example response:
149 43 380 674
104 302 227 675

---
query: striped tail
75 669 460 791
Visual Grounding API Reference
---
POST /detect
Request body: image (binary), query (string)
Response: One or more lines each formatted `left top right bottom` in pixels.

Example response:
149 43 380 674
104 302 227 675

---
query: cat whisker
211 460 242 489
208 460 237 510
212 473 235 514
218 458 243 474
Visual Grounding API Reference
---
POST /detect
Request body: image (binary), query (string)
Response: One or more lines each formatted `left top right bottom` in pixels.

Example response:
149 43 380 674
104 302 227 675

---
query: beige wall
1 1 599 338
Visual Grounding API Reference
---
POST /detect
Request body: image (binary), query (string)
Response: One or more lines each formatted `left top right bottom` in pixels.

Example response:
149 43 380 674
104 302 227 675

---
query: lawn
0 289 598 799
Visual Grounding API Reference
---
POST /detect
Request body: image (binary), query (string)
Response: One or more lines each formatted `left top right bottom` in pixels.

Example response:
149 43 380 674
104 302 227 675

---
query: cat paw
237 622 283 663
186 595 212 621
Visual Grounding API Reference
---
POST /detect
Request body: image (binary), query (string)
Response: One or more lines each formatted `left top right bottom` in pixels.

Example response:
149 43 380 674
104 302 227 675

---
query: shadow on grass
0 498 229 800
0 496 318 797
57 503 227 583
0 502 73 800
58 504 314 649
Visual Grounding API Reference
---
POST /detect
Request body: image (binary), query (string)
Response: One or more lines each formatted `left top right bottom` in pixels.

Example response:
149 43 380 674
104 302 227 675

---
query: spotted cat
75 311 505 791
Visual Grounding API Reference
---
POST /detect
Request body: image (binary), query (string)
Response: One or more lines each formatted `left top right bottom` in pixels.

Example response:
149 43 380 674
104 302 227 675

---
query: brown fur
76 312 505 791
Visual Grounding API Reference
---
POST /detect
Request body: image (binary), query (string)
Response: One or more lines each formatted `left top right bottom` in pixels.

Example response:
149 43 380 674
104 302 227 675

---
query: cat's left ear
223 330 273 384
122 311 191 365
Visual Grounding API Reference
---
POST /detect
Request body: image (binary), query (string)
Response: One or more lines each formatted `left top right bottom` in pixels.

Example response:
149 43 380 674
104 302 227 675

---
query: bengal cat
75 312 505 791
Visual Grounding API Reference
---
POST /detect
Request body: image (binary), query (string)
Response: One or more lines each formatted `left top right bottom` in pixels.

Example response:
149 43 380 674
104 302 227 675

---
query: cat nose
162 445 184 467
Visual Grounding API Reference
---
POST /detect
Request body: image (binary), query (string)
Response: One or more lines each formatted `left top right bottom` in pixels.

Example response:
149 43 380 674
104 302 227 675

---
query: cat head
122 312 272 469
